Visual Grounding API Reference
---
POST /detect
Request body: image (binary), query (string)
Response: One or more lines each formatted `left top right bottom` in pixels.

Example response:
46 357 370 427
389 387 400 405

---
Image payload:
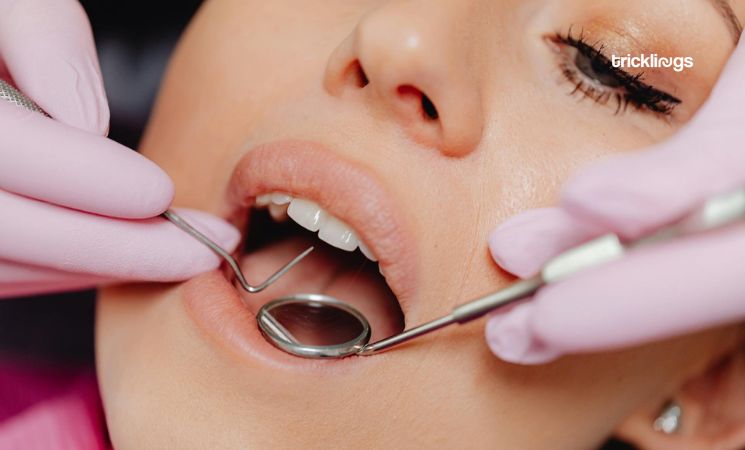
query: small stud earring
653 401 683 434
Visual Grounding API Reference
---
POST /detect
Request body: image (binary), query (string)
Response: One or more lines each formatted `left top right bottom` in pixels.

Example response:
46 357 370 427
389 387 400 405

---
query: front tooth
318 216 359 251
271 193 292 205
287 199 327 232
255 194 272 207
268 203 289 222
358 241 377 261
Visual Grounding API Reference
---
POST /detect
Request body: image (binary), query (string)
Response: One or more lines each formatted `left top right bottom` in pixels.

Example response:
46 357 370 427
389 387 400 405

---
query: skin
96 0 745 448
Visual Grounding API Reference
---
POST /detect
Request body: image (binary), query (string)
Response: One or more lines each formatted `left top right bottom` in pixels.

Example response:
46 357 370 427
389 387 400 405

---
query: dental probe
162 210 313 292
0 79 312 293
357 187 745 355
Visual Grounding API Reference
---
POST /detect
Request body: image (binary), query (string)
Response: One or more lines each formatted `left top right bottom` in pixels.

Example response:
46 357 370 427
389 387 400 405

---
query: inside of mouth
261 299 368 347
237 204 405 346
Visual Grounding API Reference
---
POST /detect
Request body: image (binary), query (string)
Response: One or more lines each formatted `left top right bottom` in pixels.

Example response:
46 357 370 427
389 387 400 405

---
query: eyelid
547 31 682 119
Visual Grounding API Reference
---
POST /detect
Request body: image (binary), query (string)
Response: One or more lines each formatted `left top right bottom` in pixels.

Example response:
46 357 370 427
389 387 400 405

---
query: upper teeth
254 192 378 262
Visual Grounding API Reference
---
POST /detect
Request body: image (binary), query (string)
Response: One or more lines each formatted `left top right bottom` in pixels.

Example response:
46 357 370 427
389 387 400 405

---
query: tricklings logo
611 54 694 73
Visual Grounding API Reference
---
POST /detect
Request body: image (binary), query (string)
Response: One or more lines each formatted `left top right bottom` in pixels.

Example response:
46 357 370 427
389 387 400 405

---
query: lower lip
182 270 377 373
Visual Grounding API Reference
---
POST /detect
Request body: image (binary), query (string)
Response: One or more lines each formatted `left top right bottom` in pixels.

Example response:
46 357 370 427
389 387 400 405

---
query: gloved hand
0 0 239 298
485 37 745 364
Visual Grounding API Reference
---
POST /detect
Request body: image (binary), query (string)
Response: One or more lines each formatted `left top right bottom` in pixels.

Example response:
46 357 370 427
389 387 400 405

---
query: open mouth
219 140 418 349
237 193 404 341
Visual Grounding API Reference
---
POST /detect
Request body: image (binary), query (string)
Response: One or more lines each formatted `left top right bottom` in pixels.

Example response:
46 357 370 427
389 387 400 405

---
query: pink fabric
0 359 107 449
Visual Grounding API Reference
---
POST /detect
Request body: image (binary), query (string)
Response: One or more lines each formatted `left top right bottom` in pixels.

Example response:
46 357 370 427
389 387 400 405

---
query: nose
324 2 484 157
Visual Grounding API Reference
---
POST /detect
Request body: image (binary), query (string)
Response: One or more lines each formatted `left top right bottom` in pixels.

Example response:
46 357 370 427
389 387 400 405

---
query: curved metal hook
162 210 313 293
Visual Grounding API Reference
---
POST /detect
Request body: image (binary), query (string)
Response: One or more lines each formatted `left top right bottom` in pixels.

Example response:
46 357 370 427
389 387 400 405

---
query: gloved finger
0 259 109 298
0 190 240 281
0 101 173 218
485 300 562 364
486 223 745 364
488 207 602 278
562 38 745 239
0 258 105 285
0 0 108 134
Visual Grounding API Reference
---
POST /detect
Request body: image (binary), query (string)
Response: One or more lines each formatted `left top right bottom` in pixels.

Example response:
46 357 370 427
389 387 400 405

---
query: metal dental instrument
0 79 312 293
161 210 314 293
257 186 745 359
0 80 50 116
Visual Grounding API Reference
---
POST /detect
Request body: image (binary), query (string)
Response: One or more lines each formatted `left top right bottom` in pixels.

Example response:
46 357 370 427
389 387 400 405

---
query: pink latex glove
485 38 745 364
0 0 239 298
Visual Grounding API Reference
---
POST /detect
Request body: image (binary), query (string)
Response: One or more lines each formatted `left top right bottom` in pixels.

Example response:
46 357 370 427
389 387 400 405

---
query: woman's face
97 0 744 448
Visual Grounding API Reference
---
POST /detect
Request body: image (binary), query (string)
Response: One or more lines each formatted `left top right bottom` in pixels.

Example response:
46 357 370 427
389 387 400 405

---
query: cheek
95 287 184 447
412 99 663 300
96 286 260 448
139 0 366 217
475 92 663 218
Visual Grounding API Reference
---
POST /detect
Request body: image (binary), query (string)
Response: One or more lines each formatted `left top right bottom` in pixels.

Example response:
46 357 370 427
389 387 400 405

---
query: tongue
236 236 403 340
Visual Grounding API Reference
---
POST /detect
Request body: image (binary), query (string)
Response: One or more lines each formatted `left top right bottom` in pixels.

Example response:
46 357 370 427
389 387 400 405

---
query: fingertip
485 302 561 365
153 209 241 280
488 209 551 277
94 154 175 219
129 164 176 218
171 208 241 253
488 229 538 279
171 253 222 280
0 103 172 219
116 210 240 281
489 208 596 278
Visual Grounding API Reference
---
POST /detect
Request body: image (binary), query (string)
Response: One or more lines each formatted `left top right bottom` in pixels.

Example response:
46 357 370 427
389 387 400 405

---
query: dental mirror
257 275 544 359
257 294 371 358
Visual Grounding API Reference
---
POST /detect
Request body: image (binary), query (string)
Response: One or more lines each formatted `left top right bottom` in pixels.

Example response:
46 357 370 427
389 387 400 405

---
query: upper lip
224 139 418 315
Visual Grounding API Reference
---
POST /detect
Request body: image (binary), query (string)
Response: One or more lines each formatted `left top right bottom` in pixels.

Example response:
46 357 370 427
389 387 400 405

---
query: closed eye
548 28 681 119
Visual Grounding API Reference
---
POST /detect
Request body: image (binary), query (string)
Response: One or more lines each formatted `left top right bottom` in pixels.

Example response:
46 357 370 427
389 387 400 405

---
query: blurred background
0 1 201 365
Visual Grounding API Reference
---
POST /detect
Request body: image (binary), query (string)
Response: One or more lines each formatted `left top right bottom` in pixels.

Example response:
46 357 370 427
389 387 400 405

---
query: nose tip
323 7 483 156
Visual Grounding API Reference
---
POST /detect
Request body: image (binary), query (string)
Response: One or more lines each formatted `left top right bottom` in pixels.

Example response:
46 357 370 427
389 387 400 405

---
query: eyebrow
708 0 743 43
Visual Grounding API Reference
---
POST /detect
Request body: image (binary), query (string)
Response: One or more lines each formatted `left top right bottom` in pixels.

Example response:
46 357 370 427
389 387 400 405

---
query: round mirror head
257 293 371 358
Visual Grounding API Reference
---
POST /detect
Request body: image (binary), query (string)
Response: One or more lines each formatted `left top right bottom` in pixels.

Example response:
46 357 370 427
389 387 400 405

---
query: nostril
397 85 439 121
421 94 438 120
350 60 369 88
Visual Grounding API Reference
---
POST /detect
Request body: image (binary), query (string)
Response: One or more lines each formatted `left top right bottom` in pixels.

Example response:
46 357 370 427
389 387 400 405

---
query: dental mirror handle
357 276 543 355
359 187 745 356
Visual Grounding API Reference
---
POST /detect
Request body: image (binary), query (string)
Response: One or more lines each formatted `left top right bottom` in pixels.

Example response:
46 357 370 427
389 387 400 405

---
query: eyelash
551 29 681 118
